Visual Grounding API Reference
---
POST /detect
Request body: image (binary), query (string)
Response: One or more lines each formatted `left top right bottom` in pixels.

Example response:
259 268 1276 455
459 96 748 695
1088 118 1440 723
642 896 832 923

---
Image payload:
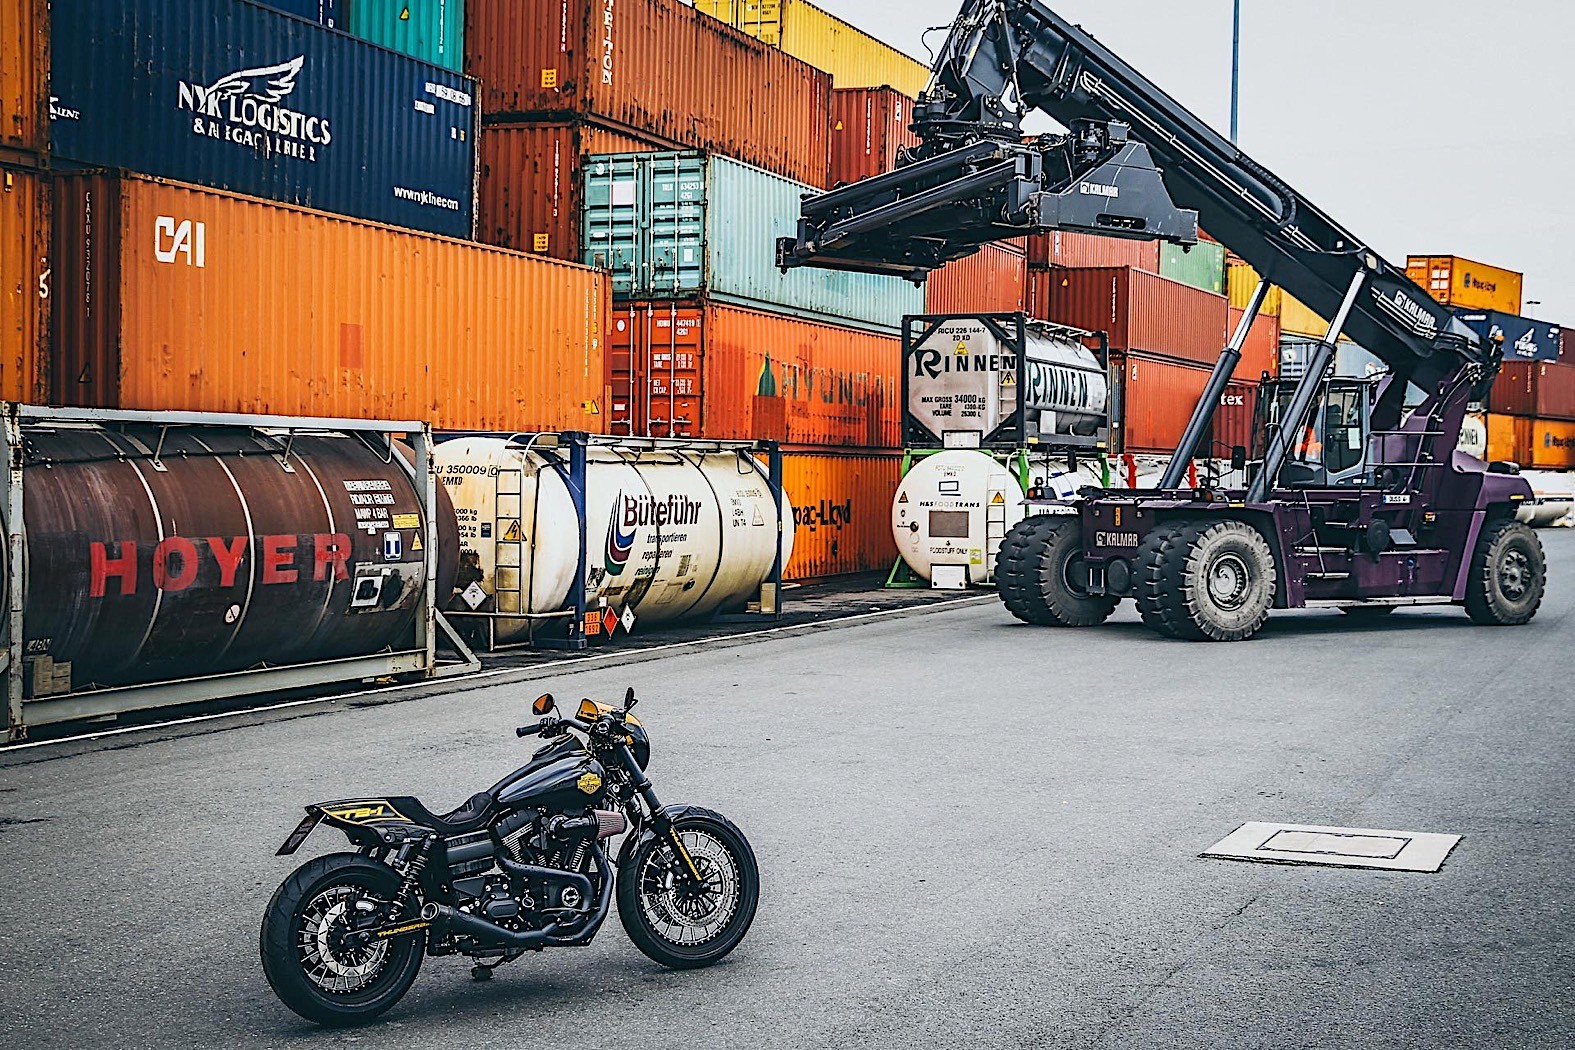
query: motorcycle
260 688 759 1026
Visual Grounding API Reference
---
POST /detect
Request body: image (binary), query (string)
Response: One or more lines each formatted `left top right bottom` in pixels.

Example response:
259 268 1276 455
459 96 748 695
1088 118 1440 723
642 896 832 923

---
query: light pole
1230 0 1241 142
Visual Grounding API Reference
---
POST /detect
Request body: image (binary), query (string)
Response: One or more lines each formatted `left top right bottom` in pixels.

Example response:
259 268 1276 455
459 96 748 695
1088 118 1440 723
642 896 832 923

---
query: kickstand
471 950 523 981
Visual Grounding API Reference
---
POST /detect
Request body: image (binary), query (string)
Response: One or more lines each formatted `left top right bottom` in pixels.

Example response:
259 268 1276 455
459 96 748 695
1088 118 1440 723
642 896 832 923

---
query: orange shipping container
1027 230 1160 271
1405 254 1522 315
924 242 1027 315
52 173 610 431
1030 266 1229 367
1485 413 1533 466
467 0 832 187
609 300 901 447
478 121 676 261
1 0 47 155
829 86 917 185
1529 419 1575 470
1228 305 1280 381
1118 351 1252 455
0 165 47 401
781 449 901 580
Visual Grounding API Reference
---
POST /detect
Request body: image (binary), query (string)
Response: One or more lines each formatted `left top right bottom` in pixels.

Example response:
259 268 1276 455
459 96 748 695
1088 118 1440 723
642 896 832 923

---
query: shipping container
1031 266 1229 368
924 242 1027 315
1488 361 1575 422
1 0 46 156
1450 309 1563 363
1026 230 1159 271
1485 413 1530 466
829 86 917 185
1563 327 1574 363
468 0 831 188
1279 291 1353 340
52 173 609 431
0 165 48 401
1530 419 1575 470
780 449 902 579
349 0 463 70
1159 239 1225 294
1116 350 1252 456
609 299 901 446
1229 306 1280 380
260 0 342 25
1405 254 1522 314
1224 255 1283 316
694 0 931 97
478 121 675 260
50 0 478 238
583 151 922 333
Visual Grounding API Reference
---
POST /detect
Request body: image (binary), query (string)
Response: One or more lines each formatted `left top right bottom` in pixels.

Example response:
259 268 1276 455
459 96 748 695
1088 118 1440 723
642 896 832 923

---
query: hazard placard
990 491 1006 505
501 520 523 542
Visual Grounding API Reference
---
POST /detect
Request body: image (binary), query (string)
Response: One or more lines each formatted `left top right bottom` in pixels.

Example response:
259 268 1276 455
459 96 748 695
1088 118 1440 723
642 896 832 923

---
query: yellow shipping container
1225 258 1283 316
1279 292 1332 340
694 0 932 97
1529 419 1575 471
1405 254 1522 314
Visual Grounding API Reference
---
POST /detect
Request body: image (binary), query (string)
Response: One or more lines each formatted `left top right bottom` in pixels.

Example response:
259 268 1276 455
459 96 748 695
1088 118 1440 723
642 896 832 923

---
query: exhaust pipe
425 903 559 951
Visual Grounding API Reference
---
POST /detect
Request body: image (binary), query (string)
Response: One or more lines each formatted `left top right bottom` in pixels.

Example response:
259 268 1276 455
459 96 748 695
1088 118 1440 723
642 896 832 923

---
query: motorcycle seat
390 791 497 835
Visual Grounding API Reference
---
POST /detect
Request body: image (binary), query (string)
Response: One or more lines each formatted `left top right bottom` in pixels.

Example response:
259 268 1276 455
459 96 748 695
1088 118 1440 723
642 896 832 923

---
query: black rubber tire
618 808 759 970
1139 519 1277 642
1133 521 1193 639
994 516 1119 627
1339 605 1397 618
1464 519 1545 626
260 853 424 1027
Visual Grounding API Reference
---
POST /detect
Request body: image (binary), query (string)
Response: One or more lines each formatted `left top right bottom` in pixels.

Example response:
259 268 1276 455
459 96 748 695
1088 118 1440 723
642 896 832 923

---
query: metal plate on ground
1202 822 1461 872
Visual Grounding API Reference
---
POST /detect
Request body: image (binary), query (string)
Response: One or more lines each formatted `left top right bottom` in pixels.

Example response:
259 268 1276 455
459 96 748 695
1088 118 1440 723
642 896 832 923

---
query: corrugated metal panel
1280 292 1330 339
1484 414 1530 465
1405 254 1522 314
1026 231 1159 270
478 121 673 260
50 0 479 238
1 0 46 155
1212 380 1257 456
1225 256 1283 316
1449 309 1563 363
1159 240 1225 294
1534 362 1575 421
348 0 464 70
259 0 342 25
829 86 916 185
780 449 902 579
468 0 831 188
1563 327 1573 363
0 165 48 401
1117 351 1239 455
694 0 931 96
609 299 901 447
924 243 1027 315
1488 361 1575 421
1041 267 1228 367
1229 306 1280 380
51 173 610 430
582 151 922 333
1529 419 1575 470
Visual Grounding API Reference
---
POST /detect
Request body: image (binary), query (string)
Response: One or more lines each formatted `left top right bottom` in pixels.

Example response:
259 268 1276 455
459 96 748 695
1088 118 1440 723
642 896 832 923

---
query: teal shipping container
582 151 922 334
349 0 463 71
1159 239 1226 295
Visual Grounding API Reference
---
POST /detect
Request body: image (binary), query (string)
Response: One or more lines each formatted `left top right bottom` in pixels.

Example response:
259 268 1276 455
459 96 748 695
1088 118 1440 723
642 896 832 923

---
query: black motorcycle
260 688 759 1026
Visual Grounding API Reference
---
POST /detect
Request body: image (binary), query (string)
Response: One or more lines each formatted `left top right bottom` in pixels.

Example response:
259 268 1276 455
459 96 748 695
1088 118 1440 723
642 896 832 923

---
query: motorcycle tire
260 852 424 1027
618 808 759 969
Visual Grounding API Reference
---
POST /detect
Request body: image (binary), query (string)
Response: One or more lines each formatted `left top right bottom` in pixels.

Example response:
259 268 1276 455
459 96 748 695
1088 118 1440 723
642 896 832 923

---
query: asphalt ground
1 533 1571 1049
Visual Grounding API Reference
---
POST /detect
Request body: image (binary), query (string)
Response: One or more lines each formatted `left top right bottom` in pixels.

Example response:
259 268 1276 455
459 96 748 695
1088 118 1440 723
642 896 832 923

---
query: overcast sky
813 0 1574 324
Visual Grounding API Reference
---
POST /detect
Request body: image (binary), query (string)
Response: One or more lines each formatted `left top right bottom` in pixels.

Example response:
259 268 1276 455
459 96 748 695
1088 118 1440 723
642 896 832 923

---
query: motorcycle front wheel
617 807 759 969
259 853 424 1026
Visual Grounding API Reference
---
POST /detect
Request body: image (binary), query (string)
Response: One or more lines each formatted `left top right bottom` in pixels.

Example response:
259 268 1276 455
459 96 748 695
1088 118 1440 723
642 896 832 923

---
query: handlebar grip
515 724 544 738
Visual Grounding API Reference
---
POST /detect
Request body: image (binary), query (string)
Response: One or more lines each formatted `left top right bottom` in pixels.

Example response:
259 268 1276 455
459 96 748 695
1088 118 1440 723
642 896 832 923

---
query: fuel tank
492 749 608 811
13 421 459 692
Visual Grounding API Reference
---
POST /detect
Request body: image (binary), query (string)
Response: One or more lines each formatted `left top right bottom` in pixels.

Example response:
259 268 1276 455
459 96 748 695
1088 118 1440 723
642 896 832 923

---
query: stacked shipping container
1484 360 1575 469
829 86 918 185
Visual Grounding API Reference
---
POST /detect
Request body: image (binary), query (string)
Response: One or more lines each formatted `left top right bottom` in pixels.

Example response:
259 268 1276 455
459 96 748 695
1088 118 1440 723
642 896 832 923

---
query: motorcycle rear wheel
617 808 759 969
260 852 424 1027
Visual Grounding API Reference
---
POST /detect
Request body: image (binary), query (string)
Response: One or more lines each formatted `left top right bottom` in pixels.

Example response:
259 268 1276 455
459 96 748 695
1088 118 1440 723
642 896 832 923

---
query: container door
644 153 708 298
582 153 646 296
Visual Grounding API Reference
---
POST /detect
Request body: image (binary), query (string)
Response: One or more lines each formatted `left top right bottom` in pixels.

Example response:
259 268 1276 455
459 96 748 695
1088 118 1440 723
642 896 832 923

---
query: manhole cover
1202 822 1461 872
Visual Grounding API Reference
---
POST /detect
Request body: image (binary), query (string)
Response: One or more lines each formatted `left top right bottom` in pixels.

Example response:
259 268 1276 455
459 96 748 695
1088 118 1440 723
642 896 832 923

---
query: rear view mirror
532 693 556 715
1230 445 1248 472
624 686 638 711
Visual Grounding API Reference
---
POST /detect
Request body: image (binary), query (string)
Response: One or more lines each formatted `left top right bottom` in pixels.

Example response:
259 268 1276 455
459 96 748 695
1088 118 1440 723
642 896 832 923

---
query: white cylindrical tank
892 450 1028 585
1518 470 1575 528
435 439 794 640
1458 413 1487 460
1021 325 1110 439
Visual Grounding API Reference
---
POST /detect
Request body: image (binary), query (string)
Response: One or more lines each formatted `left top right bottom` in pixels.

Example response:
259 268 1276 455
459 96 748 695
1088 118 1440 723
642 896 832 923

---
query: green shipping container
349 0 464 71
1159 240 1226 295
582 151 922 334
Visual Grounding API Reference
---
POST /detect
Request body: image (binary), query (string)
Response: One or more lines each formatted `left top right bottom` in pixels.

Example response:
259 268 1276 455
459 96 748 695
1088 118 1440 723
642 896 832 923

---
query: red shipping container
1031 266 1229 367
1562 327 1573 362
829 86 918 185
1118 350 1251 455
467 0 832 187
924 242 1027 315
1026 230 1161 270
1489 360 1575 421
478 121 675 261
610 300 901 447
1228 305 1280 381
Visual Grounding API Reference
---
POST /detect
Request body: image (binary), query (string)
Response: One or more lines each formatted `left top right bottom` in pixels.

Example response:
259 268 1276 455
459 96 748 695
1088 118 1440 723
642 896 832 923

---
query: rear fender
276 798 431 856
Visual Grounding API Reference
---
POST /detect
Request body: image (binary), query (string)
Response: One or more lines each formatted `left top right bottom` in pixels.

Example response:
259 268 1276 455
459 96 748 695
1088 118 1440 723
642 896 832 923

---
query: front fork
618 745 707 889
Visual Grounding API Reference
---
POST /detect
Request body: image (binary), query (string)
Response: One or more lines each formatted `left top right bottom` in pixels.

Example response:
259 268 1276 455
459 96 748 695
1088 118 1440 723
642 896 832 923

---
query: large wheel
618 808 759 970
1133 521 1193 639
1464 519 1545 626
995 516 1119 627
1136 519 1277 642
260 853 424 1027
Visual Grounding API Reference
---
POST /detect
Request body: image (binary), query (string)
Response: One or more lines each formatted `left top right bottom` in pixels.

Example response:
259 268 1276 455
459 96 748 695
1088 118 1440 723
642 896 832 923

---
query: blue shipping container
1452 309 1563 362
582 152 922 335
50 0 477 238
349 0 465 72
261 0 343 27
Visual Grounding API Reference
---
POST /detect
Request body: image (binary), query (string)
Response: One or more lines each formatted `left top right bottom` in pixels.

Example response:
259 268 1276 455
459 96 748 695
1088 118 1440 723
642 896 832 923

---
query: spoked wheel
617 808 758 969
260 853 424 1027
1465 519 1545 626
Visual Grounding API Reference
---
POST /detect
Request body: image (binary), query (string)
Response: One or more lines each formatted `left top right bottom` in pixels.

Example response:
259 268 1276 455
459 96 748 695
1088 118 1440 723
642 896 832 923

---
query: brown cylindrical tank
16 422 459 692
